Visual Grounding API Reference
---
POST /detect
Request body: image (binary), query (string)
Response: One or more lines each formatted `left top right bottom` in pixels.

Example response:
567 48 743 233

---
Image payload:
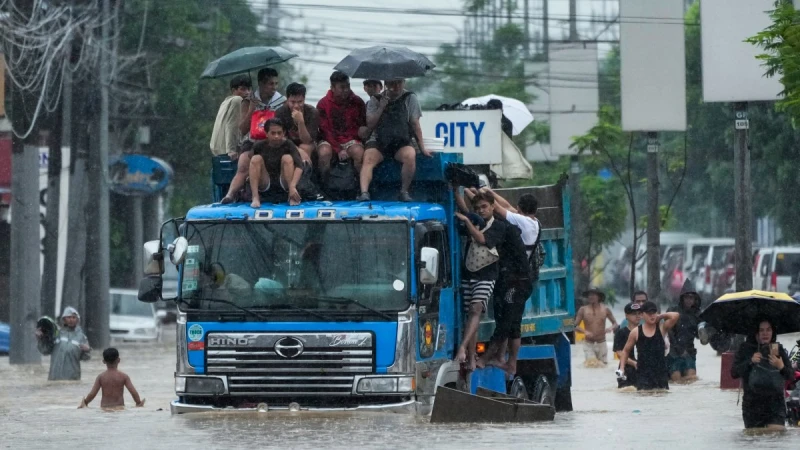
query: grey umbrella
334 46 435 80
200 46 298 79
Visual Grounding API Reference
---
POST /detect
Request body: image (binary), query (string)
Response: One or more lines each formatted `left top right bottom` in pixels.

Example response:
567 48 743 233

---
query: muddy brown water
1 327 798 449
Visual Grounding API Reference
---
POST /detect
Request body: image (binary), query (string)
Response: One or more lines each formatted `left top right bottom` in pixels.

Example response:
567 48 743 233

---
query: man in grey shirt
356 78 432 202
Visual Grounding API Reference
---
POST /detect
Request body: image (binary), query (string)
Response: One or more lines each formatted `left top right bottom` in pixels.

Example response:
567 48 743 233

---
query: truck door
416 222 453 360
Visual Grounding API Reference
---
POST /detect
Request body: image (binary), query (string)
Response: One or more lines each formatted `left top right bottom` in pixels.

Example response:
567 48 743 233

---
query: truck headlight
185 377 225 395
175 376 225 395
175 376 187 393
356 376 414 394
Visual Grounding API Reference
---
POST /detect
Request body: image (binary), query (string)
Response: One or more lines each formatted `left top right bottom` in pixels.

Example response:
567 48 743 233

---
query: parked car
753 247 773 291
757 246 800 293
633 232 702 293
711 248 736 299
700 241 735 299
110 288 162 343
0 321 9 354
681 238 733 300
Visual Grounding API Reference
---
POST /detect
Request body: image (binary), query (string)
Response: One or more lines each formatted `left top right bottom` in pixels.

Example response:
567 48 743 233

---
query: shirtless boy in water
79 348 144 410
574 288 618 366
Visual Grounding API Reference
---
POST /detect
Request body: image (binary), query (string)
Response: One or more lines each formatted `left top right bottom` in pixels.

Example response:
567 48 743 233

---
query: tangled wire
0 0 150 139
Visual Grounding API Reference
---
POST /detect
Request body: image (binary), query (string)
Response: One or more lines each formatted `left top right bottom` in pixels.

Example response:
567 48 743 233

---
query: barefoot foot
250 200 261 208
220 195 235 204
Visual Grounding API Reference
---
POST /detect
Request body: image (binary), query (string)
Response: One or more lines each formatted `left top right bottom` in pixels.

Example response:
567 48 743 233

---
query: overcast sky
250 0 613 104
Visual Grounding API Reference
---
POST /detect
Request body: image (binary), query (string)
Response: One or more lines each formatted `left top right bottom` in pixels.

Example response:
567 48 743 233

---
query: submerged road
1 325 798 449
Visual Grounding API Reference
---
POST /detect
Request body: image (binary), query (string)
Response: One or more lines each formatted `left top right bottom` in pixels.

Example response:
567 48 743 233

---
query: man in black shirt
614 302 642 388
249 118 304 207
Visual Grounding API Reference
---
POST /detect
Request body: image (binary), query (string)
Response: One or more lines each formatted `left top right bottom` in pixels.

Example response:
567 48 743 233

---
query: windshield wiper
306 295 395 321
262 303 336 321
178 297 269 321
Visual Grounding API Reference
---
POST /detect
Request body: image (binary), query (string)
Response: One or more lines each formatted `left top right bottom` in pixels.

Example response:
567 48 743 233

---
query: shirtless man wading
574 288 618 365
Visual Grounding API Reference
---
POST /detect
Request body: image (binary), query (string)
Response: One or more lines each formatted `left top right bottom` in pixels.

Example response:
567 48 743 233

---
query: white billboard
620 0 686 131
548 42 599 155
420 109 502 165
524 61 555 161
701 0 782 102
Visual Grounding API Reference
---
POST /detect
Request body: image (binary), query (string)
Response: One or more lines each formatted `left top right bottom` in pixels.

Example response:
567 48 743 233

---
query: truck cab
139 152 574 414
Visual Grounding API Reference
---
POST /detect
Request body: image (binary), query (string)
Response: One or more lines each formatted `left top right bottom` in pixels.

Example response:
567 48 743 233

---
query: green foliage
117 0 297 216
747 0 800 125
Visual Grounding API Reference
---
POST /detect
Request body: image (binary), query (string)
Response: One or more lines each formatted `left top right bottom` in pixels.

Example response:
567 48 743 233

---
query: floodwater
2 326 799 450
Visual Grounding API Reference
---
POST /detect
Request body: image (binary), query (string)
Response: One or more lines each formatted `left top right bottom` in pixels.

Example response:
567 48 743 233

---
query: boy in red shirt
316 71 366 180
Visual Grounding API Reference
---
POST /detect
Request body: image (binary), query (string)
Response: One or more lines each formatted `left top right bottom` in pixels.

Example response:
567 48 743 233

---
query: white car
110 288 162 342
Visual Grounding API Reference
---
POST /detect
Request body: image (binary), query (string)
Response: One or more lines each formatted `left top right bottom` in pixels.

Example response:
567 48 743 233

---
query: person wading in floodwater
574 288 618 367
619 301 680 391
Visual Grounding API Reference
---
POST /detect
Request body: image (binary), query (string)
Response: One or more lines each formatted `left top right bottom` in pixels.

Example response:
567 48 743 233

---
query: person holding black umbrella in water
732 319 794 431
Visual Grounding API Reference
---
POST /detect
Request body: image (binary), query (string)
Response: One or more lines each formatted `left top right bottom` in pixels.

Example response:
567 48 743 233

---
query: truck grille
205 332 374 396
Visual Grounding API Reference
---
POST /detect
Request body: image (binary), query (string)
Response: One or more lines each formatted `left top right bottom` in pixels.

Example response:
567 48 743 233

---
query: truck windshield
179 221 410 314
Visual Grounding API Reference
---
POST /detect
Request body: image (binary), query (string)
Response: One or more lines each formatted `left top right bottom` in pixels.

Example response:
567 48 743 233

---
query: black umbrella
200 46 298 79
334 46 435 80
698 290 800 335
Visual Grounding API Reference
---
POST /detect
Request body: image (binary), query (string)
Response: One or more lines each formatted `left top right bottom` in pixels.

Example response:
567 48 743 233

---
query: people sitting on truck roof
454 190 507 370
357 79 432 202
274 82 319 162
220 68 286 204
249 118 306 208
209 75 251 159
358 79 383 153
316 71 367 182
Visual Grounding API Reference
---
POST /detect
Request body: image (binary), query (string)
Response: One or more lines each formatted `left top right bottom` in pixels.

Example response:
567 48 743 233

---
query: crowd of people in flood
209 68 434 206
576 283 798 430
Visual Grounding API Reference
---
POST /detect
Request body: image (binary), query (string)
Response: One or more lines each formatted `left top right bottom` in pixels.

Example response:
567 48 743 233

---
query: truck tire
507 376 528 400
554 384 573 412
530 374 554 407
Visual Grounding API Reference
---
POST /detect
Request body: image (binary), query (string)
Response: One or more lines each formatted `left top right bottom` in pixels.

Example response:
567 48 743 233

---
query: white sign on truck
420 110 502 165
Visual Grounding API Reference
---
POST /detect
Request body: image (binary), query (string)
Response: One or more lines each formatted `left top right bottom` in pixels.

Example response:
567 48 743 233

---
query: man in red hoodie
316 71 367 181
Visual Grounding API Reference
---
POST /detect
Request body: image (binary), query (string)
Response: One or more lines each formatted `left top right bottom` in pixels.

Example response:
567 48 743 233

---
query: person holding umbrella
731 319 794 430
357 78 432 202
700 289 800 429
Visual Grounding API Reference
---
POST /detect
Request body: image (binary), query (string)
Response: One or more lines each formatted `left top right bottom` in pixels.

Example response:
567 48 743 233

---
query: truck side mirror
138 275 163 303
168 237 189 265
143 240 164 275
419 247 440 285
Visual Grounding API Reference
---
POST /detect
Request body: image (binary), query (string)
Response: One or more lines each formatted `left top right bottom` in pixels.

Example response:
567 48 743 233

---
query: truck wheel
554 384 573 412
507 376 528 400
530 374 554 407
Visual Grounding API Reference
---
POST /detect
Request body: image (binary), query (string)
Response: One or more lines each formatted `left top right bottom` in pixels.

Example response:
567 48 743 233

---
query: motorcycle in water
787 340 800 427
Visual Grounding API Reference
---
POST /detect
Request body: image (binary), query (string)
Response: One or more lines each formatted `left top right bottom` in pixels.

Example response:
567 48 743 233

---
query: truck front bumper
170 398 419 415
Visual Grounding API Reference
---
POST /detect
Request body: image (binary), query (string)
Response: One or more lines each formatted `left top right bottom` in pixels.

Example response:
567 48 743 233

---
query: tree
747 0 800 125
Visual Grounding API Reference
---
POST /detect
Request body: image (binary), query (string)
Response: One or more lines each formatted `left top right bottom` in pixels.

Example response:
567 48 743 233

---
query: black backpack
326 160 358 200
376 92 413 150
499 219 533 281
525 219 546 280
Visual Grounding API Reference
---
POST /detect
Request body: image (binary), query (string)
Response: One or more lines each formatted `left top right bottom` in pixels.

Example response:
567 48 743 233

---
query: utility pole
9 0 41 365
84 0 111 348
266 0 280 41
569 0 578 40
543 0 549 59
523 0 530 57
646 132 661 302
570 156 585 294
733 102 753 292
41 95 63 319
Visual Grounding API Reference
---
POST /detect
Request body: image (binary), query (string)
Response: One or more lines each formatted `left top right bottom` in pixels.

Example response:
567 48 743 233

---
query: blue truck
138 152 575 414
